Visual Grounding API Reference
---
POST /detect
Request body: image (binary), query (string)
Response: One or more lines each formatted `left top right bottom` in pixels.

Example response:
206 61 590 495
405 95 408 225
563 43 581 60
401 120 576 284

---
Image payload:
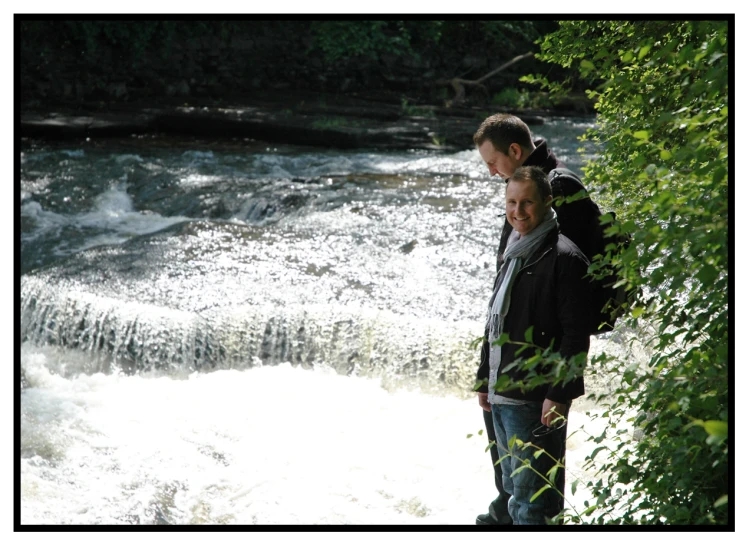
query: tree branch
436 51 535 106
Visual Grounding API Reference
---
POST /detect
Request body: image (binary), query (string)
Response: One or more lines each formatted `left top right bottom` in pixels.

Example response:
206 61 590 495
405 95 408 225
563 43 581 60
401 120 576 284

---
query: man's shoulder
549 168 587 193
555 233 590 264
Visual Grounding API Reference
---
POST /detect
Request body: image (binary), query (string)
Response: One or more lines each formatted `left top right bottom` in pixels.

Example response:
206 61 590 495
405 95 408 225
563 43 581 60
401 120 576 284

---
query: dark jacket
476 229 591 403
496 138 603 269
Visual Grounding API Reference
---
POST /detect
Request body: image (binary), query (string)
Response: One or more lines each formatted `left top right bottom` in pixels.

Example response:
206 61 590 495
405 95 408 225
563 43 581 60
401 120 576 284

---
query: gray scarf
486 208 558 401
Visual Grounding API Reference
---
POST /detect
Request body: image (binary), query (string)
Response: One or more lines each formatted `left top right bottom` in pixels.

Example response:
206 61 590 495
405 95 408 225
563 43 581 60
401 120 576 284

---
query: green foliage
479 21 544 45
492 87 554 109
491 87 523 107
525 20 729 525
309 21 418 63
401 98 436 118
491 334 588 397
20 19 557 105
307 20 548 73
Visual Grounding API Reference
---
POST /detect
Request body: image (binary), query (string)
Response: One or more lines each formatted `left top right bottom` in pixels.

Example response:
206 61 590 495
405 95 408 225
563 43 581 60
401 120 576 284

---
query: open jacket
476 229 591 403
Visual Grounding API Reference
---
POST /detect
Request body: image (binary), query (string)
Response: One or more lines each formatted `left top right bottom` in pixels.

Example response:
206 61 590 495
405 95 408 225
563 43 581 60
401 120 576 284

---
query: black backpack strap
547 168 603 262
548 168 587 200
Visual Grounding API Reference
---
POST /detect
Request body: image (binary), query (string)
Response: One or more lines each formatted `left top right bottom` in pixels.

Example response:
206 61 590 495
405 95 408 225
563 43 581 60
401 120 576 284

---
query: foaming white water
177 173 225 188
21 343 606 525
245 149 490 180
114 154 144 164
20 344 495 524
181 150 216 163
20 174 56 196
88 184 135 214
21 184 189 254
20 201 68 235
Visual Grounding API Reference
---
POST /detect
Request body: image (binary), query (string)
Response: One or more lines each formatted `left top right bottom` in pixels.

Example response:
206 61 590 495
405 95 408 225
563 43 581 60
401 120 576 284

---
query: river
19 116 632 525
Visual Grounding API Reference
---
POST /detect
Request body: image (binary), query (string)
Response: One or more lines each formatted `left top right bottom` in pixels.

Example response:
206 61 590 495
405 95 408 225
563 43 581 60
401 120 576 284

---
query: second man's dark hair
473 113 534 154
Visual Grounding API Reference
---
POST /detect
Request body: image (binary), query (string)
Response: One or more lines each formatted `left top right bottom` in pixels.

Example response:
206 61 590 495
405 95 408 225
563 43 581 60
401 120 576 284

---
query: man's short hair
473 113 534 154
509 166 552 203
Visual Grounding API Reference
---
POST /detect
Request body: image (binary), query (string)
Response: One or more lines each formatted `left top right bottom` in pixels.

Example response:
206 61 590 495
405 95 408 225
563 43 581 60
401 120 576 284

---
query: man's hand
541 399 568 427
478 392 491 412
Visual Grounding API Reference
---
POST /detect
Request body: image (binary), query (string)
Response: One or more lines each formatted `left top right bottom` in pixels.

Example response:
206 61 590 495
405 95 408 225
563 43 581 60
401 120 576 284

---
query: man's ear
508 143 524 160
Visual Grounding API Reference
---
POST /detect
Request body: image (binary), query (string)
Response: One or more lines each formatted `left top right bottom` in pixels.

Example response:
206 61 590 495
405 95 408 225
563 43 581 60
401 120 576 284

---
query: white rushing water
21 342 610 526
21 183 189 257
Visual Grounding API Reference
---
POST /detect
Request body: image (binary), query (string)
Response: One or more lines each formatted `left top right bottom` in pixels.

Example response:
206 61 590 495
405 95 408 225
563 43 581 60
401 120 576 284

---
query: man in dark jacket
472 114 597 525
476 165 591 525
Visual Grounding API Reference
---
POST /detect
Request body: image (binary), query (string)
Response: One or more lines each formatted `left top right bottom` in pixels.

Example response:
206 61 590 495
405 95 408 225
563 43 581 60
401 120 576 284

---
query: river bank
20 91 593 152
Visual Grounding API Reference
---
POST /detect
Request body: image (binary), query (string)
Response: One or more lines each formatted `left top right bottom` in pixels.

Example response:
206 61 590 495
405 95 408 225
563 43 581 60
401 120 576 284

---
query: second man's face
505 179 550 236
478 141 523 179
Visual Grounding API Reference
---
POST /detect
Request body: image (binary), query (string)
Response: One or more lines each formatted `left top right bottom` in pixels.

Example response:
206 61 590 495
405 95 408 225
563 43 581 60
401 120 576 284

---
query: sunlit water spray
22 341 634 525
21 344 501 524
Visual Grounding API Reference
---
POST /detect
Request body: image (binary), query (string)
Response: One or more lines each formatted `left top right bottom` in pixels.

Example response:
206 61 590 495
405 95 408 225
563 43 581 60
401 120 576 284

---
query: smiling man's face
505 178 550 236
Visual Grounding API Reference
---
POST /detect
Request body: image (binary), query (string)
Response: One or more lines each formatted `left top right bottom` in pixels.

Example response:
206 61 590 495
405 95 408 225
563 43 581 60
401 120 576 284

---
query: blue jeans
491 401 567 525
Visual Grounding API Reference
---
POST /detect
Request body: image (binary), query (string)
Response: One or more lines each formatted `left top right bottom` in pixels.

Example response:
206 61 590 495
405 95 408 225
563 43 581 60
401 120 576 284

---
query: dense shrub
522 19 729 525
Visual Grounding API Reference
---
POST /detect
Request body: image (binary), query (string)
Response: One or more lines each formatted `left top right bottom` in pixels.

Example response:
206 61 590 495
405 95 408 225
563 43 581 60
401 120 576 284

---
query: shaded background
19 19 591 114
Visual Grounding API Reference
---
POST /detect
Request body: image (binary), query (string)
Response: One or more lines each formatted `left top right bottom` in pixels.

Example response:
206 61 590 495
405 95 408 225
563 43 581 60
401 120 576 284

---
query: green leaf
492 332 510 347
493 375 512 392
638 44 652 59
714 495 728 508
660 149 672 160
599 213 614 225
534 449 545 459
524 325 535 343
703 420 728 438
525 354 542 368
631 307 645 319
571 479 579 496
713 166 727 185
473 379 488 391
580 59 595 71
529 484 552 502
633 130 650 141
696 264 719 286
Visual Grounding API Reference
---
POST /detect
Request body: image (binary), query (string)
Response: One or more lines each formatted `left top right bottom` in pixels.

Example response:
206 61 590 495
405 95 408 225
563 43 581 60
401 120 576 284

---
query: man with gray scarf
476 166 591 525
